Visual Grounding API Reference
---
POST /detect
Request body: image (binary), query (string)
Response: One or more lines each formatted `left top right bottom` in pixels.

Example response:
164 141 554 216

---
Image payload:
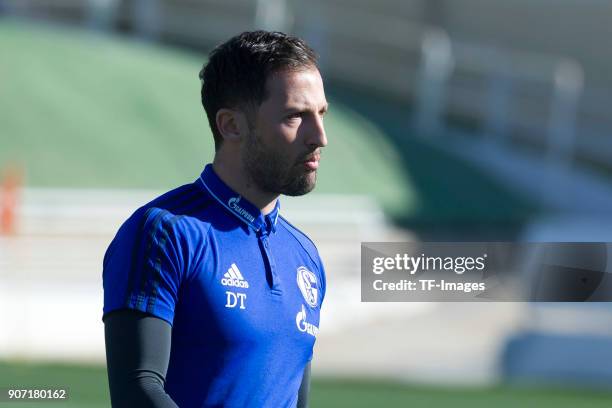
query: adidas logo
221 263 249 288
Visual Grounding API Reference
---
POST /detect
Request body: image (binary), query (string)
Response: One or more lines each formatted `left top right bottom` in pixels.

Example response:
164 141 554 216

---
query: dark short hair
199 31 318 150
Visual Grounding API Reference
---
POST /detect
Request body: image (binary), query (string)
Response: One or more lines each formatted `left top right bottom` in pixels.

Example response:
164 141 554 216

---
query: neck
212 156 279 215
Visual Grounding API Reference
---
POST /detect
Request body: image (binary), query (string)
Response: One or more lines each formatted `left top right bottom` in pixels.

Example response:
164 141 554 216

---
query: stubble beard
242 131 317 197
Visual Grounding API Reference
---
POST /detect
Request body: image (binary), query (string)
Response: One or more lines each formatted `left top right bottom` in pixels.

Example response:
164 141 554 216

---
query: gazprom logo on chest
296 304 318 337
228 196 255 223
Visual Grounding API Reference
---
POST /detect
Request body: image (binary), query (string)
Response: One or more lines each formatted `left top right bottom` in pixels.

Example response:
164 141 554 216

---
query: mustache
299 150 321 163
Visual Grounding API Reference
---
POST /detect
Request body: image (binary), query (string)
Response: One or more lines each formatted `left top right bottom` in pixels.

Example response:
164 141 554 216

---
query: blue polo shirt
102 164 326 408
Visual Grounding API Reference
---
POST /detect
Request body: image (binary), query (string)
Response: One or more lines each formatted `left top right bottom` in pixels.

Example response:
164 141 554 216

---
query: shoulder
103 183 216 285
104 206 185 272
278 215 327 302
106 182 216 259
144 182 216 219
124 182 216 233
277 215 322 265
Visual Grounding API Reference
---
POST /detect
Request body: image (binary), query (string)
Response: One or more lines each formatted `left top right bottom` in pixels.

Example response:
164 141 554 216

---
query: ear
216 109 250 143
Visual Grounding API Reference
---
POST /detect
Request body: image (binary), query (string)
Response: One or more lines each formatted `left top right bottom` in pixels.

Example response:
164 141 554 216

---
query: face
242 67 328 196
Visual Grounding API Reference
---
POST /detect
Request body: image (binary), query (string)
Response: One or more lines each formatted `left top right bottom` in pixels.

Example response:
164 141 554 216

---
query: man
103 31 328 407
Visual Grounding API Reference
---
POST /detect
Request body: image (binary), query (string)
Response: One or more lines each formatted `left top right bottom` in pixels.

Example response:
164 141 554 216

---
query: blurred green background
0 18 535 224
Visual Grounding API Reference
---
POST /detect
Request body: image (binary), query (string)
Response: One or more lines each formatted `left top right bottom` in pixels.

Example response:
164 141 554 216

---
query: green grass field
2 361 612 408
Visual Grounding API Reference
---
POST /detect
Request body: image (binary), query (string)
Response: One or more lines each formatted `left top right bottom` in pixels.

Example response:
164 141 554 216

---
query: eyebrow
284 103 329 114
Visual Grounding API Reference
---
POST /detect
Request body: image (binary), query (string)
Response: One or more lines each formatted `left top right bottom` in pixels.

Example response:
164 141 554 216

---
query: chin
282 171 317 196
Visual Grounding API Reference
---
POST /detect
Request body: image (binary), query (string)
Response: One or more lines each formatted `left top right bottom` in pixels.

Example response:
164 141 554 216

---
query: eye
285 112 303 124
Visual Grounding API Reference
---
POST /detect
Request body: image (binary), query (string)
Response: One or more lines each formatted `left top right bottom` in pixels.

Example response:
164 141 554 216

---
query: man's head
199 31 328 196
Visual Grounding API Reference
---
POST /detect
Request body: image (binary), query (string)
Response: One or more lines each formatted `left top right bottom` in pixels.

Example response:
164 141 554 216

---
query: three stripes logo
221 263 250 288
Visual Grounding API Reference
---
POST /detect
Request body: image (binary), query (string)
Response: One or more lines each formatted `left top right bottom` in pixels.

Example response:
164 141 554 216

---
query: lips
302 154 320 171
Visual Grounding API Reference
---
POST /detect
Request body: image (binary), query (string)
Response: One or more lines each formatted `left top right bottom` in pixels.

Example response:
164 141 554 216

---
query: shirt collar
199 164 280 234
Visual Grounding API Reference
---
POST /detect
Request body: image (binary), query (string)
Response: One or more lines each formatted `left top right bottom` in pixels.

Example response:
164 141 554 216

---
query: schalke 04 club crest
296 266 319 307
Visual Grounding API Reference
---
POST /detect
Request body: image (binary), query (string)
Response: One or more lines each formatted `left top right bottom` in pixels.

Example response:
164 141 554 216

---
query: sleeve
103 207 186 325
317 254 327 307
296 361 311 408
104 309 179 407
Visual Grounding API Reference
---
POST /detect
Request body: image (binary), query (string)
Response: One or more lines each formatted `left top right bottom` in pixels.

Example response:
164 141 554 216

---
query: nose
306 115 327 149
